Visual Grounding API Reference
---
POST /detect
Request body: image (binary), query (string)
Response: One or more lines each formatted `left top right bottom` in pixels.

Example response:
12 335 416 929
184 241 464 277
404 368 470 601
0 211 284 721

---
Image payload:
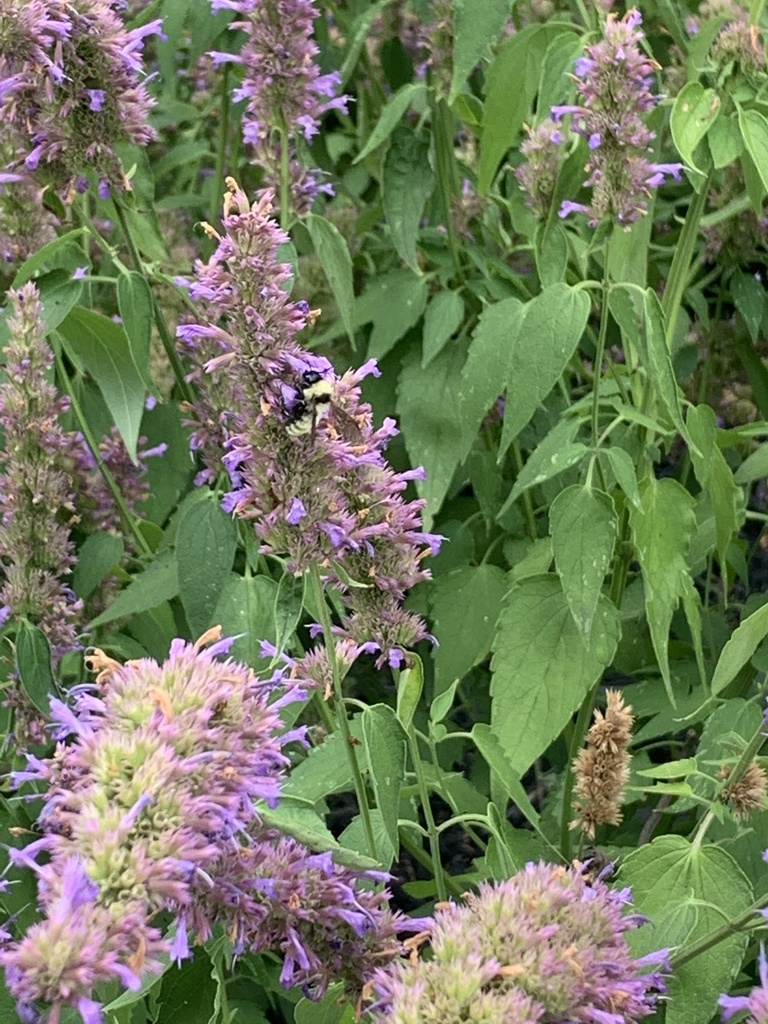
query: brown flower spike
572 689 634 837
719 761 768 821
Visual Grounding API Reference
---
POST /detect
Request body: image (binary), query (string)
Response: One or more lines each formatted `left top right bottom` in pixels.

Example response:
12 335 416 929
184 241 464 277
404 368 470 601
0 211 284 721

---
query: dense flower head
209 0 347 213
515 118 564 219
720 944 768 1024
0 159 58 267
551 9 683 227
178 179 440 669
2 630 299 1020
369 861 666 1024
3 629 421 1020
420 0 453 98
572 688 634 836
0 0 161 197
186 834 422 999
0 282 82 660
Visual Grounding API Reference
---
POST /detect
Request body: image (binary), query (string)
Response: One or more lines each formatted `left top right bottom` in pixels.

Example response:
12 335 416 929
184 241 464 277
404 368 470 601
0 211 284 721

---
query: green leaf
211 574 278 669
339 807 395 868
383 126 434 271
738 106 768 196
735 442 768 484
707 113 743 169
628 476 699 705
471 723 541 828
284 731 360 803
273 571 306 657
295 985 355 1024
34 270 84 335
396 654 424 732
458 296 524 455
731 270 766 343
338 0 392 87
502 416 585 510
550 485 617 641
610 286 692 445
304 214 355 344
11 228 87 287
176 498 238 637
741 148 764 216
670 82 721 172
355 82 427 162
88 551 179 628
117 270 153 389
361 704 407 855
430 564 509 691
601 446 643 510
158 950 217 1024
16 624 57 714
490 575 620 775
430 679 459 723
500 284 590 454
72 532 124 601
422 290 464 368
358 269 428 360
449 0 512 103
686 405 744 584
479 25 570 193
260 797 349 856
57 307 146 462
534 221 569 287
396 342 468 529
711 600 768 696
536 31 583 117
620 837 753 1024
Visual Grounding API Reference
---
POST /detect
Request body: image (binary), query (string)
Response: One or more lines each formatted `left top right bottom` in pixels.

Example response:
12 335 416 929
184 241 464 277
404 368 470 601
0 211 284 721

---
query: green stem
279 129 291 232
53 348 152 557
407 725 448 901
399 829 465 899
510 439 537 540
431 97 463 279
313 690 336 734
216 957 230 1024
112 201 194 404
670 900 768 969
660 173 711 345
308 564 378 861
591 257 611 450
210 63 232 225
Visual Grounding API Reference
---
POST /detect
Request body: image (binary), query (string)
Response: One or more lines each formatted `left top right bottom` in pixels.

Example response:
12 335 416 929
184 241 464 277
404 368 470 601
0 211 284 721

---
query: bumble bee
284 370 333 437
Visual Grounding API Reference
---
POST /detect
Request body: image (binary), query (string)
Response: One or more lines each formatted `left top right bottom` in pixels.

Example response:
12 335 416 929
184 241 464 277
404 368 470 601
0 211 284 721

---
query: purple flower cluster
178 179 441 671
515 118 565 219
2 630 413 1022
0 284 82 661
720 944 768 1024
548 9 683 227
209 0 348 214
67 426 166 538
0 0 162 198
369 861 667 1024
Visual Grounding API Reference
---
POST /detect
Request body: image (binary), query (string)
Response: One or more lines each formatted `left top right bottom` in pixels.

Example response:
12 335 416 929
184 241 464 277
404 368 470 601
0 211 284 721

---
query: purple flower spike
178 180 440 673
0 1 160 197
210 0 348 214
526 9 681 227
